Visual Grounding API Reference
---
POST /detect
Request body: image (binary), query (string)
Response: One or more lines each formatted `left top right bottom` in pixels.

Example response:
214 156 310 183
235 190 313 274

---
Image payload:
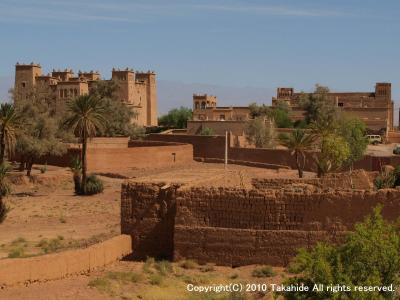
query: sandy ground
366 143 398 157
0 260 287 300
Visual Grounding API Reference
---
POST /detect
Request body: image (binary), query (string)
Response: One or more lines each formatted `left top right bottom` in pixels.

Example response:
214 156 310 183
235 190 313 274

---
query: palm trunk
0 128 5 165
26 158 33 176
81 130 87 194
295 150 303 178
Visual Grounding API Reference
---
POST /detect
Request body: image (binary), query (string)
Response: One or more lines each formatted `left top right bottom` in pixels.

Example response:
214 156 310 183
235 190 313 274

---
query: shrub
143 257 155 274
200 127 214 136
8 247 25 258
374 170 396 190
40 164 47 174
179 259 198 269
155 260 173 276
252 265 276 278
83 174 104 195
282 206 400 299
149 273 163 285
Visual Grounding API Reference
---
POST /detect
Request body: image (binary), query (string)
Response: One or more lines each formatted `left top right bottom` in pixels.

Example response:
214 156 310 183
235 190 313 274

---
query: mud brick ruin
121 170 400 266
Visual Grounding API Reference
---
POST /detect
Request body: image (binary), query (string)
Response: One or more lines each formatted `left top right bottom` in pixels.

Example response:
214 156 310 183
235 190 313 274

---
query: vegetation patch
252 266 276 278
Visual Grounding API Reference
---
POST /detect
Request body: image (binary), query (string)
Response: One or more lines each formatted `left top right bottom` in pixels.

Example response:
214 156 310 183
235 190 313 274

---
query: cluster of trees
158 107 192 129
284 206 400 300
247 85 368 178
0 81 145 223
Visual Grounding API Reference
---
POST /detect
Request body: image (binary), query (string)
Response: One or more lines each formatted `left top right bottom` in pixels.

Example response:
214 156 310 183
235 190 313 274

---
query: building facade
14 62 158 127
192 94 250 121
272 83 394 132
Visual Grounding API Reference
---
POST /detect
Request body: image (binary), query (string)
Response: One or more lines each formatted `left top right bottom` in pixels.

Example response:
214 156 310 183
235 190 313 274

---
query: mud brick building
192 94 250 121
272 83 394 132
14 62 157 126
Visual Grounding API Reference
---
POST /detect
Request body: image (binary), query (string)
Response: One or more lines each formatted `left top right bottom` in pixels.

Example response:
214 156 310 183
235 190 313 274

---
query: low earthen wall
121 181 400 266
87 143 193 173
0 235 132 286
146 133 400 172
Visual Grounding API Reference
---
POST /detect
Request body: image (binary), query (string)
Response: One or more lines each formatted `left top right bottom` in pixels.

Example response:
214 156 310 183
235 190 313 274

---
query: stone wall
0 235 132 287
121 180 400 266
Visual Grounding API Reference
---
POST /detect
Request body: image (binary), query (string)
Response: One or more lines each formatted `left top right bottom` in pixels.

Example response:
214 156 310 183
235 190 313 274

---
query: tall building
14 62 158 127
272 83 394 133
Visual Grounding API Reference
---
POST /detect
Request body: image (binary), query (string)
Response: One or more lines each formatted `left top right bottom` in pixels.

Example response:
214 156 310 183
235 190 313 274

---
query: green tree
284 206 400 300
158 107 192 129
0 103 21 164
199 127 214 136
245 117 276 148
16 116 66 176
249 102 292 128
300 84 337 125
0 163 11 224
338 116 368 169
64 95 107 194
15 89 67 176
315 134 350 177
279 129 315 178
90 80 144 139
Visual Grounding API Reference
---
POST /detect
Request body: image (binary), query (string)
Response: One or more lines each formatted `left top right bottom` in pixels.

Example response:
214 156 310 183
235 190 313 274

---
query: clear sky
0 0 400 115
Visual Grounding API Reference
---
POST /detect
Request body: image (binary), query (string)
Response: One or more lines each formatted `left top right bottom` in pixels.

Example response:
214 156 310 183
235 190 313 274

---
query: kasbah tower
13 62 158 127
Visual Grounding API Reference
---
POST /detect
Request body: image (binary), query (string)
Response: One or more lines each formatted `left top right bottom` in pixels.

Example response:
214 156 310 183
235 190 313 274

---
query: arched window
60 90 63 98
195 102 199 109
64 89 68 97
74 89 78 96
201 101 206 109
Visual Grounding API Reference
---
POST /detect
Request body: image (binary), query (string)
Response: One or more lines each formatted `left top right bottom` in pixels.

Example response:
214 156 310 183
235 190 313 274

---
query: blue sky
0 0 399 117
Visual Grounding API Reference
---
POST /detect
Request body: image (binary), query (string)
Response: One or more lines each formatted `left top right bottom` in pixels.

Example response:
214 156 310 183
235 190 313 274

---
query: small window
338 102 344 107
220 114 225 121
21 82 26 88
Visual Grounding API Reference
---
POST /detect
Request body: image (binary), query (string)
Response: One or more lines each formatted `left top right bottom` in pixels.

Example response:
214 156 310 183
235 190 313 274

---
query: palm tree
64 95 106 194
280 129 315 178
0 103 20 164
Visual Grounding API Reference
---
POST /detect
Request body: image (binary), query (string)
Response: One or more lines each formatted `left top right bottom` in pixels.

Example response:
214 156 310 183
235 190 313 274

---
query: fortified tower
136 71 157 126
14 62 42 104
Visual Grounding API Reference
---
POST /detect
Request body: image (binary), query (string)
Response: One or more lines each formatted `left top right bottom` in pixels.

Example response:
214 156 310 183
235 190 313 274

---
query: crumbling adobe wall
121 181 400 266
252 170 375 191
121 182 178 260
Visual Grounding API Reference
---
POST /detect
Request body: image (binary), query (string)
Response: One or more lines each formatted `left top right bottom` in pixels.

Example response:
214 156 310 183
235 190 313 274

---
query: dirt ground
0 162 306 299
0 260 287 300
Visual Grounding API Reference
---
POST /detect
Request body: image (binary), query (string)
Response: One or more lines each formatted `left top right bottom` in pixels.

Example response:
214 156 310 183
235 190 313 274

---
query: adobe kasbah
192 82 394 133
14 62 157 126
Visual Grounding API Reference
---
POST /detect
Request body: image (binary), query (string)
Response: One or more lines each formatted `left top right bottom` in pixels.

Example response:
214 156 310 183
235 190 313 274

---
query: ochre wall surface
0 235 132 287
121 181 400 266
146 134 226 159
13 140 193 172
86 143 193 173
146 133 400 172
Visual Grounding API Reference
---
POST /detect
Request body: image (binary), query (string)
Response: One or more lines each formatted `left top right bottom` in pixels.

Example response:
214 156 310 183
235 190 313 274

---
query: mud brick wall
174 227 345 266
251 170 375 191
121 182 400 266
121 182 177 260
175 188 400 232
